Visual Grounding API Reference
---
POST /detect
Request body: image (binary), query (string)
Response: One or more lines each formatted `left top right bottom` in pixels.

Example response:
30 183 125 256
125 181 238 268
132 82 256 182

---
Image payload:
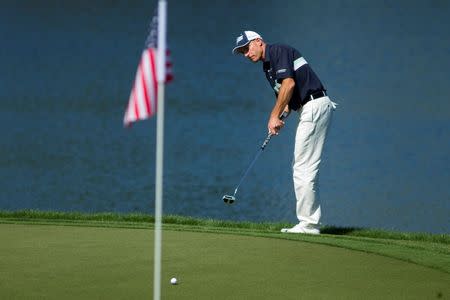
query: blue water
1 1 449 233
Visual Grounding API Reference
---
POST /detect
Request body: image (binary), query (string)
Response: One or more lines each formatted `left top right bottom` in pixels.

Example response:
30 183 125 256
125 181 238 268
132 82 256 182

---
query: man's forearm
271 78 295 119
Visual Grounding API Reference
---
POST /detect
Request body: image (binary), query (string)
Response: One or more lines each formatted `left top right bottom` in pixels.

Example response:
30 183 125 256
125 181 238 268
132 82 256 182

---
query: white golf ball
170 277 177 285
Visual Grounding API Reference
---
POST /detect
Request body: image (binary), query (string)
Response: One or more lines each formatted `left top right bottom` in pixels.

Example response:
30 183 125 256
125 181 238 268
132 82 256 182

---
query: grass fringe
1 209 448 244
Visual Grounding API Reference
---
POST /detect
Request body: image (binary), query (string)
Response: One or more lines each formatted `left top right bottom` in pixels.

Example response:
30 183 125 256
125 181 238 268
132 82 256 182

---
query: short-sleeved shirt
263 43 325 111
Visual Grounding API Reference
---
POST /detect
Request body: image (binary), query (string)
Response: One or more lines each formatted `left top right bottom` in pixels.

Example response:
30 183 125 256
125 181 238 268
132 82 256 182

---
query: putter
223 111 289 205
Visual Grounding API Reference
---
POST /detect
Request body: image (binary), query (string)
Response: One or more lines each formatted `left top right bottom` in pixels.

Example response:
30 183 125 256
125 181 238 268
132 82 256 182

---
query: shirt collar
263 44 271 62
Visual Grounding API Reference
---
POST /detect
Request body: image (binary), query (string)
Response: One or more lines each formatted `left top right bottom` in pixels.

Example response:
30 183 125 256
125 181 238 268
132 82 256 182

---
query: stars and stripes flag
123 11 173 126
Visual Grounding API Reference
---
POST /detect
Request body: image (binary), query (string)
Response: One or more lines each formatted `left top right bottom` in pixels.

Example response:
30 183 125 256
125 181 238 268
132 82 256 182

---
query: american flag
123 12 173 126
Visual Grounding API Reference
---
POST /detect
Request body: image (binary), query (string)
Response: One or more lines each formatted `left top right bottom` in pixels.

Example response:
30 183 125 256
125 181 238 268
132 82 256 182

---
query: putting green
0 224 448 299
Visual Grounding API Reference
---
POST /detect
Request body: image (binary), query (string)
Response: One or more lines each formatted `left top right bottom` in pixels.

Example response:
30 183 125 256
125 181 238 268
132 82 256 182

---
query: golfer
232 31 336 235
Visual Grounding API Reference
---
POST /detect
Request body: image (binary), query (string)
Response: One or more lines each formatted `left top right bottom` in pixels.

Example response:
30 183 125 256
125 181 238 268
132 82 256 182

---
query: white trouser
293 96 336 228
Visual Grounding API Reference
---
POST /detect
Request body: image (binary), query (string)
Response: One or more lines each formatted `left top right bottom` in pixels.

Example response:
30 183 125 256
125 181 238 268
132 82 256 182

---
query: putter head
223 195 236 205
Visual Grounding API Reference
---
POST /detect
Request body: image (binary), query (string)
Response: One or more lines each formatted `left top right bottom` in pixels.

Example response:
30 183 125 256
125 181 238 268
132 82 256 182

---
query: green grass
0 209 449 275
1 223 449 299
0 210 449 299
0 209 447 242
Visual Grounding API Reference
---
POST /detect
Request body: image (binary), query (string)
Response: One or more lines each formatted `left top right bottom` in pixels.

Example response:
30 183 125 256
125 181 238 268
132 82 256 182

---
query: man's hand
268 78 294 135
268 115 285 135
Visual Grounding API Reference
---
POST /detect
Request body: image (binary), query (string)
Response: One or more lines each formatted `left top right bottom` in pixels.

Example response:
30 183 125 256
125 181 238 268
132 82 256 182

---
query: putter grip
279 111 289 120
260 111 289 150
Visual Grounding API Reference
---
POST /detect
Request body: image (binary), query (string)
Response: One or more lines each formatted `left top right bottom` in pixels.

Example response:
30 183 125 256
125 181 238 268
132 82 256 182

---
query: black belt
303 90 327 105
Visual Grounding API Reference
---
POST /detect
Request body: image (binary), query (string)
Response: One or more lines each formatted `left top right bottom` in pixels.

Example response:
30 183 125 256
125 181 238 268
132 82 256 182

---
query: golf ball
170 277 177 285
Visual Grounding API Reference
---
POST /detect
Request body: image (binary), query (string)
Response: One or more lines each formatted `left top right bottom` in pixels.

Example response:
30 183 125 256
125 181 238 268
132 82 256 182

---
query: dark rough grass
0 209 448 243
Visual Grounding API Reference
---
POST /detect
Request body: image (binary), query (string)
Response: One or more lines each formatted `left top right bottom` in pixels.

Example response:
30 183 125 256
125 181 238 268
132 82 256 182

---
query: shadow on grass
321 226 362 235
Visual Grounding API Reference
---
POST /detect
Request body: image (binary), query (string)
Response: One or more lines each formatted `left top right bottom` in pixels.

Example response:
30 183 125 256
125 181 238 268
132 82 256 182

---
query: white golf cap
232 31 262 54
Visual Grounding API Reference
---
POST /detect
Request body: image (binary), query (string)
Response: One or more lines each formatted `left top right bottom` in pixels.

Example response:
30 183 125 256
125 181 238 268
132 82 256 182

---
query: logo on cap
232 31 262 54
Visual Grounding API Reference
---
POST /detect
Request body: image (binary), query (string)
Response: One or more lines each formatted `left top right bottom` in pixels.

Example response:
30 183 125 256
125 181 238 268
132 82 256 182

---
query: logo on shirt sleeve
276 69 287 74
274 82 281 93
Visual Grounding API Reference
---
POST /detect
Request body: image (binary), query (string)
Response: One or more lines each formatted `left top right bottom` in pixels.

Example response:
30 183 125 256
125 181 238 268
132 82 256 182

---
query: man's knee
293 174 317 190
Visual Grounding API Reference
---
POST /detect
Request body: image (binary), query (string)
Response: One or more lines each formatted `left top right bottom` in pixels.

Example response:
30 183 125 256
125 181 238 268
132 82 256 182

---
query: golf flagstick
154 1 167 300
223 111 289 204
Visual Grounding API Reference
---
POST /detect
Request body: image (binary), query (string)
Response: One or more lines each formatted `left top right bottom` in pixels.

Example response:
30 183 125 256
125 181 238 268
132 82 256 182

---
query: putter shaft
223 111 289 204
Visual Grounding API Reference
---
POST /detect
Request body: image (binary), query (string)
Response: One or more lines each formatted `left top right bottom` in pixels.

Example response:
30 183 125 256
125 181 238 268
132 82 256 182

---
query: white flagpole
154 0 167 299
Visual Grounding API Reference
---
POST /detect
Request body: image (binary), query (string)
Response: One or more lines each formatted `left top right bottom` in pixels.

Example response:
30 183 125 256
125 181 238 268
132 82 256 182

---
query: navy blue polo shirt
263 44 325 111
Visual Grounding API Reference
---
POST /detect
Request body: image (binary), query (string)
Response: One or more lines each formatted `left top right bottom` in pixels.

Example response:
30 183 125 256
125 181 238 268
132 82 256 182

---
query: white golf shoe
280 223 320 235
